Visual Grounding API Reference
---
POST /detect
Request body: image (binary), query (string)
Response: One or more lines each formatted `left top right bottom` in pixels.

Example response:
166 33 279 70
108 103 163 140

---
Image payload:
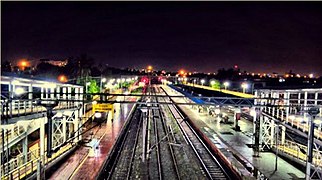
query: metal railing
275 140 322 167
1 143 73 180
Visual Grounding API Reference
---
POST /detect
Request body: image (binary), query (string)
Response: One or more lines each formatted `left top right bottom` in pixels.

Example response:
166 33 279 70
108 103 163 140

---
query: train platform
163 85 306 179
48 97 136 180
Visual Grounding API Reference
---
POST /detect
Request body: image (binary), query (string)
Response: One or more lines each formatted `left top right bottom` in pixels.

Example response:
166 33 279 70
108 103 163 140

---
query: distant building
40 58 68 67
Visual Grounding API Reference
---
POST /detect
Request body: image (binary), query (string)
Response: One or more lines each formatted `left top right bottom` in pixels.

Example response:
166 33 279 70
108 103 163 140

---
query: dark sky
2 2 322 75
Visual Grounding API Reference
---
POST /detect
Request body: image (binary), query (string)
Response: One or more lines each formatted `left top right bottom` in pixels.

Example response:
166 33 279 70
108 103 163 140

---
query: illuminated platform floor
163 85 305 179
49 98 136 180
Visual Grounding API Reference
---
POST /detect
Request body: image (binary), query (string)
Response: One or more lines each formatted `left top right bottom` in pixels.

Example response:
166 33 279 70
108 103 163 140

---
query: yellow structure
92 103 114 113
186 83 254 98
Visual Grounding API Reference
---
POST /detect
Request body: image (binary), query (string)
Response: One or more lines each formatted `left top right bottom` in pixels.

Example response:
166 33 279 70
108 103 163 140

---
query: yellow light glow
309 74 314 78
58 75 68 82
18 59 30 70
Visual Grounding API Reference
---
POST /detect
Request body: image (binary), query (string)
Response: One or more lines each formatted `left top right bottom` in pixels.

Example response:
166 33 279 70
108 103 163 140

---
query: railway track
97 103 143 180
99 85 236 180
150 87 181 180
160 86 231 180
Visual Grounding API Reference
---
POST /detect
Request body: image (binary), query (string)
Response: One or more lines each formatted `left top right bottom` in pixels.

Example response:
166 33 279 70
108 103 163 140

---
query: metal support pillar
41 87 44 99
62 116 67 142
275 125 279 171
45 88 49 99
62 87 67 107
253 108 260 156
74 108 80 143
234 108 241 131
40 118 45 162
281 126 286 145
67 87 72 107
304 92 308 126
306 107 320 180
46 108 54 158
50 87 55 99
270 120 275 145
306 116 314 180
28 84 33 109
141 108 148 162
22 137 28 163
285 92 290 123
9 83 13 117
298 92 301 108
56 86 60 99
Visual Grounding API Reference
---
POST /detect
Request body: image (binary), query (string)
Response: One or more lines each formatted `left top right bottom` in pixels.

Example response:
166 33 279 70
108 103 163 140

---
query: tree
88 80 99 93
1 61 12 73
75 54 94 85
210 80 221 89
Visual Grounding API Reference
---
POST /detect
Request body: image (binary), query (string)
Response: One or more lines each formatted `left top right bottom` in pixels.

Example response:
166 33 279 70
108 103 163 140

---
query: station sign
92 103 114 113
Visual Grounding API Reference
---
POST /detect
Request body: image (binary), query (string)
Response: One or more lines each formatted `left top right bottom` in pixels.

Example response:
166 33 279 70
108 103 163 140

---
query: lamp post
223 81 229 90
201 79 205 86
210 80 216 88
100 77 106 93
241 83 248 93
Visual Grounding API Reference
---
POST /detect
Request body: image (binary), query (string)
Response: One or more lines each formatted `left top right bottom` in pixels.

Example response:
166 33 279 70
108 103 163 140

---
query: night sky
2 2 322 75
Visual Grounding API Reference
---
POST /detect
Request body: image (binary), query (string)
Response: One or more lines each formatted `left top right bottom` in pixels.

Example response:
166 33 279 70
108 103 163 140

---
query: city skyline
2 2 322 75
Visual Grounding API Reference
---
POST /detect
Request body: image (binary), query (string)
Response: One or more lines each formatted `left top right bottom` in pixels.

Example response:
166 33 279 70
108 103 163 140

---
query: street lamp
241 83 248 93
200 79 205 86
223 81 229 90
210 80 216 87
100 77 107 93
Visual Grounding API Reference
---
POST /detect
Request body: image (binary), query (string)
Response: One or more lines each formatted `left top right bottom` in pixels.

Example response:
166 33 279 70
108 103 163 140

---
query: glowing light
18 59 29 67
241 83 248 89
210 80 216 86
101 78 107 83
200 79 205 85
309 74 314 78
241 83 248 93
15 87 25 95
58 75 68 82
223 81 229 90
94 112 102 118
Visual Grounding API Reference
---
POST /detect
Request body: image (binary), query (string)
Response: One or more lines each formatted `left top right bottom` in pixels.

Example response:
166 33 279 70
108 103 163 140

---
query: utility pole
140 108 148 162
275 125 279 171
37 100 59 158
253 107 261 157
306 107 320 180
